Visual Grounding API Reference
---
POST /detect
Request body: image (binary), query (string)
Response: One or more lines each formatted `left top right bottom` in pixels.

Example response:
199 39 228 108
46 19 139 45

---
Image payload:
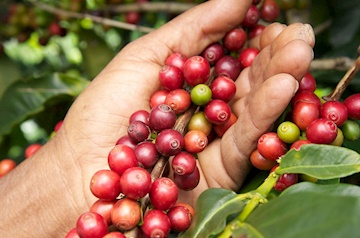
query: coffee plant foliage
1 0 360 237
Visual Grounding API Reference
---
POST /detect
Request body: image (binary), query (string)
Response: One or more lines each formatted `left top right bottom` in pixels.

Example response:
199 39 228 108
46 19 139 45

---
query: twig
28 0 154 33
323 55 360 101
313 19 332 35
104 2 196 14
310 57 356 71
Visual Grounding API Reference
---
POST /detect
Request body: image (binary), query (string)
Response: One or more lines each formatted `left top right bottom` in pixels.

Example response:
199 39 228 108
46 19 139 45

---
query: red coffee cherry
111 198 141 231
182 55 210 87
0 159 16 177
150 177 178 211
210 76 237 103
165 52 188 71
167 205 192 232
184 129 208 154
115 135 138 150
141 209 171 238
289 139 312 150
172 151 197 176
90 199 117 226
274 173 298 192
134 141 159 169
65 228 80 238
215 55 242 80
173 165 200 191
90 169 121 200
238 47 260 68
108 144 138 176
222 27 247 52
248 24 266 39
298 72 316 92
149 104 177 132
250 149 278 170
165 88 191 114
25 143 42 158
241 4 260 28
129 109 150 126
204 99 231 125
120 167 152 200
76 212 108 238
103 231 126 238
213 112 237 137
201 42 225 65
344 93 360 120
158 65 184 91
320 100 348 126
291 101 320 131
306 118 338 144
155 129 184 157
260 0 280 22
150 89 169 109
291 91 321 110
127 120 151 143
257 132 288 161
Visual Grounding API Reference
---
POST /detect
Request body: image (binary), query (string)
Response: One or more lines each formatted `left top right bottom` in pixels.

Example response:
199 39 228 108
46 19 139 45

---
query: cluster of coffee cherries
250 71 360 192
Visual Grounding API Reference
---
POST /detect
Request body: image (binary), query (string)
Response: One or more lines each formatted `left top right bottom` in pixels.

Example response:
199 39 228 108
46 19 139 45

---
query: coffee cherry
241 4 260 28
90 199 117 226
103 231 126 238
274 173 298 192
222 27 247 52
167 205 192 232
298 72 316 92
129 109 150 126
341 120 360 141
115 135 138 150
250 149 278 170
210 76 236 102
291 101 320 131
149 104 177 132
238 47 260 68
150 89 169 108
248 24 266 39
155 129 184 157
0 159 16 177
120 167 152 200
165 88 191 114
190 84 212 106
306 118 338 144
320 100 348 126
141 209 171 238
182 56 210 87
187 111 213 136
172 151 197 176
150 177 178 211
90 170 121 200
54 120 63 132
125 11 140 24
127 120 151 143
65 228 80 238
277 121 301 144
213 112 237 137
173 202 195 218
204 99 231 125
331 128 344 146
76 212 108 238
260 0 280 22
25 143 42 158
158 65 184 91
289 139 311 150
215 55 241 80
201 42 225 65
184 129 208 153
111 198 141 231
173 165 200 191
108 144 138 175
165 52 188 71
257 132 288 161
134 141 159 169
343 93 360 120
291 91 321 110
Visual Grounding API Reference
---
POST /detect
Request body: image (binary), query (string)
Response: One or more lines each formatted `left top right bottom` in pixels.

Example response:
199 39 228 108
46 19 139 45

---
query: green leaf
231 222 264 238
179 188 246 238
244 182 360 238
277 144 360 179
0 72 90 138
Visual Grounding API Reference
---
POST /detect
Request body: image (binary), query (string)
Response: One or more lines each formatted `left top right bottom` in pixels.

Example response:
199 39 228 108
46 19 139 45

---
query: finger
259 22 287 50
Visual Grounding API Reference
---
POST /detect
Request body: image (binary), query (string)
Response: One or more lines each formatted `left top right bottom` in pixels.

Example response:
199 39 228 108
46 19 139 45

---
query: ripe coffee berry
65 228 80 238
158 65 184 91
190 84 212 106
250 149 277 170
150 177 178 211
120 167 152 200
257 132 288 161
204 99 231 125
127 120 151 143
167 205 192 232
238 47 260 69
141 209 171 238
173 165 200 191
289 139 312 150
213 112 237 137
291 101 320 131
129 109 150 126
215 55 241 80
201 42 225 65
165 88 191 114
149 104 177 132
108 144 138 175
306 118 338 144
103 231 126 238
260 0 280 22
248 24 265 39
210 76 236 102
222 27 247 52
165 52 188 71
182 55 210 86
172 151 197 176
134 141 159 169
155 129 184 157
241 4 260 28
90 169 121 200
0 159 16 177
291 91 321 110
320 100 348 126
274 173 298 192
344 93 360 120
184 129 208 153
149 89 169 108
111 198 141 231
76 212 108 238
90 199 117 226
298 72 316 92
115 135 137 149
25 143 42 158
